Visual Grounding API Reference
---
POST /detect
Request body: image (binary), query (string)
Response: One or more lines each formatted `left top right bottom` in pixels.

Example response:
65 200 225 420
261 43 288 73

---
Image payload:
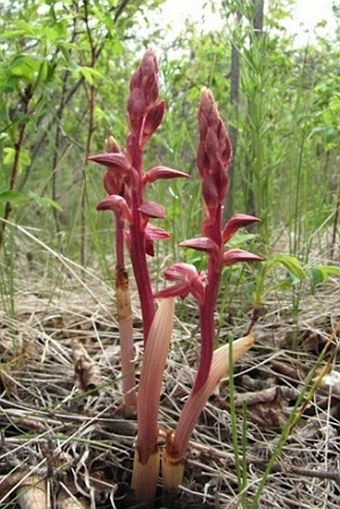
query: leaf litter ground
0 259 339 509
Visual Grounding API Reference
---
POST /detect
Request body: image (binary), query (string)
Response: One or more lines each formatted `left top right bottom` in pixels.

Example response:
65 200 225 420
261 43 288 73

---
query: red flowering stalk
89 51 188 502
155 88 262 486
90 50 188 343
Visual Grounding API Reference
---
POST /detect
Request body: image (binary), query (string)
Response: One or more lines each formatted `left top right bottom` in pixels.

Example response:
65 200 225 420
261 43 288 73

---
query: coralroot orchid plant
89 49 262 505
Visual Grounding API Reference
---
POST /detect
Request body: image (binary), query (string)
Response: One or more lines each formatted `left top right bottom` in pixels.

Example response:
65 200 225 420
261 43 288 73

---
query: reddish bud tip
105 136 121 153
197 88 233 207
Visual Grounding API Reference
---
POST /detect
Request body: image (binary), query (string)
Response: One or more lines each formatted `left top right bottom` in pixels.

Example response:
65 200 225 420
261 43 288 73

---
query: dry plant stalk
115 265 136 408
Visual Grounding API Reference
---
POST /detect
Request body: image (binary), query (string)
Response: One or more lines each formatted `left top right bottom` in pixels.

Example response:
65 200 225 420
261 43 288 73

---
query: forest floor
0 256 339 509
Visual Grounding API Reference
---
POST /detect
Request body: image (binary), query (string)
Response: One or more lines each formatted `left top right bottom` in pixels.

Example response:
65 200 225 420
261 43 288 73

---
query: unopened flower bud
142 100 166 142
197 88 232 208
128 88 146 133
105 136 121 154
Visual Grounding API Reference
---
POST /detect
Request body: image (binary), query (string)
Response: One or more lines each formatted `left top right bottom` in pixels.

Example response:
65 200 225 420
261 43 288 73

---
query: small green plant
90 50 262 506
254 252 340 313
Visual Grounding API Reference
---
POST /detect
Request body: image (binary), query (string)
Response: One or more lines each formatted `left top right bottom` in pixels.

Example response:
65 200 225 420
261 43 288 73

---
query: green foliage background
0 0 338 274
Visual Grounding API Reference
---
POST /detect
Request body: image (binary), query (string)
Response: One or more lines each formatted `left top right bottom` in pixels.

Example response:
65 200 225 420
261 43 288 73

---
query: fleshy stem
105 137 136 409
195 202 223 393
128 131 155 342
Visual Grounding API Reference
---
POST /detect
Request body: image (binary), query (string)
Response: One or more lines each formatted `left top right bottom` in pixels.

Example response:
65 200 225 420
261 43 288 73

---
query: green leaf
28 192 63 211
3 147 15 166
308 265 340 293
9 54 41 81
228 231 256 248
0 189 27 204
78 66 105 85
270 254 307 281
111 40 123 55
3 147 31 174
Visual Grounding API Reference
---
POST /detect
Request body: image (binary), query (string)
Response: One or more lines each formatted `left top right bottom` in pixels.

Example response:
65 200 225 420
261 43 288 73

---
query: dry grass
0 241 339 509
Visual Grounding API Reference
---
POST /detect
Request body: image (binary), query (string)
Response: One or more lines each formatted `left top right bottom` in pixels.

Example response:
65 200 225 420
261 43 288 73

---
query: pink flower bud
164 263 199 281
145 224 170 240
139 200 165 219
142 101 166 142
197 88 232 207
128 49 161 137
96 195 132 223
128 88 146 133
103 171 123 195
162 263 205 305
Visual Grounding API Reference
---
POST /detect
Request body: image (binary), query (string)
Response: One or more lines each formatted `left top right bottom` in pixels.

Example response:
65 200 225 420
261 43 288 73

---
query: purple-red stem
193 204 223 393
128 132 155 342
194 263 221 393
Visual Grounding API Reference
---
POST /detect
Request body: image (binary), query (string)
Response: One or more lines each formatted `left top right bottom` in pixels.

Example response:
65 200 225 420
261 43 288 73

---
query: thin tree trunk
227 10 242 217
246 0 264 219
51 17 78 237
0 86 33 250
80 0 97 269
